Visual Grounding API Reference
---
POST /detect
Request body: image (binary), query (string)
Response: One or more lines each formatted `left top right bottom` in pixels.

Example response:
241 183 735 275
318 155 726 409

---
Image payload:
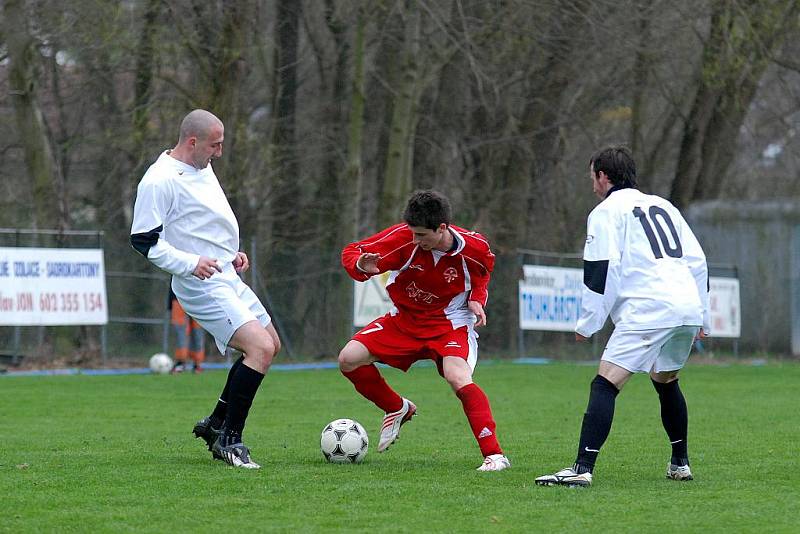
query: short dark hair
590 145 637 187
402 190 451 230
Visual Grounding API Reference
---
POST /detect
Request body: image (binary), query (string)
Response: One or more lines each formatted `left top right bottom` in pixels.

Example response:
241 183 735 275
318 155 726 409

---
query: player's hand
695 328 707 341
356 253 381 274
193 256 222 279
468 300 487 327
575 333 589 342
233 251 249 273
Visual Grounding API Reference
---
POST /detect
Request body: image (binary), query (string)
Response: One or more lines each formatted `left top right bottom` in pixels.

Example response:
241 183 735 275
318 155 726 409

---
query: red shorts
353 314 478 375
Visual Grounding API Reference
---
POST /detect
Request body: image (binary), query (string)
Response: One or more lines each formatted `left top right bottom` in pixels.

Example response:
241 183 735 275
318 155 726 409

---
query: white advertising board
518 265 741 339
0 247 108 325
708 276 740 338
518 265 583 332
353 273 393 328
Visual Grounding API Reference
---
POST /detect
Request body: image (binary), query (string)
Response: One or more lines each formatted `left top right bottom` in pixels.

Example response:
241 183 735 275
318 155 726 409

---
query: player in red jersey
338 190 510 471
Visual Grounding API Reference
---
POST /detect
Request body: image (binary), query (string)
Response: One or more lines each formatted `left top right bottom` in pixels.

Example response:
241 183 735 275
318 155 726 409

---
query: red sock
456 383 502 457
342 364 403 413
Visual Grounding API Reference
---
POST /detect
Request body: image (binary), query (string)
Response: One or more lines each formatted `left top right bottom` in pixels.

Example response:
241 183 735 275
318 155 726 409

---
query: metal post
517 251 524 359
791 225 800 356
162 304 170 355
99 230 107 365
101 324 108 365
12 326 21 366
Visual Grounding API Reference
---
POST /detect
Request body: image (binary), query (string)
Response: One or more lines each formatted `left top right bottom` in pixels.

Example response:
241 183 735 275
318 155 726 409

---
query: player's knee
444 370 472 391
244 336 276 371
337 348 354 372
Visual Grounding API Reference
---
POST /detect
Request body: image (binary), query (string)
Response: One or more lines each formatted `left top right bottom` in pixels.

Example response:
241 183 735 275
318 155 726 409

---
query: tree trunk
4 0 63 231
378 1 422 228
671 0 799 209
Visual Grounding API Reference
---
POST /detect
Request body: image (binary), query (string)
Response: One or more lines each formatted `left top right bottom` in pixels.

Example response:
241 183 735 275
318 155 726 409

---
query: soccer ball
149 353 173 374
320 418 369 464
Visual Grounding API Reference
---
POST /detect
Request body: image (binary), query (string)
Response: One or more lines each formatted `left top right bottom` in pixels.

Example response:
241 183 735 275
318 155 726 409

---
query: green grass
1 361 798 533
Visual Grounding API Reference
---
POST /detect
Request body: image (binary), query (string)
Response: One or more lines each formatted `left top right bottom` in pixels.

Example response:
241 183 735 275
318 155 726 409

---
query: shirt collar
447 227 466 255
605 183 635 198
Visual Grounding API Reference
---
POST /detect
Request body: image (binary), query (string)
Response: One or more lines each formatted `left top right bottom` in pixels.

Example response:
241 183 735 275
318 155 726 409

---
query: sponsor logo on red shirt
406 281 439 304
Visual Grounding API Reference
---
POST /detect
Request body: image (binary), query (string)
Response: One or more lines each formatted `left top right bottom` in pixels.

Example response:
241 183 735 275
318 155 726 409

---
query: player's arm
130 179 205 278
462 232 495 327
341 224 411 281
575 207 621 338
678 214 711 335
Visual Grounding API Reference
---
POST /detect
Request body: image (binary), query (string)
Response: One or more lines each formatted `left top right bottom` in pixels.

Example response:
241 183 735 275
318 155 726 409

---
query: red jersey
342 224 495 338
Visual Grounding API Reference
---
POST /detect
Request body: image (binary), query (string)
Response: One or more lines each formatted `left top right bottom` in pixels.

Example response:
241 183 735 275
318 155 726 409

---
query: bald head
178 109 223 143
170 109 225 169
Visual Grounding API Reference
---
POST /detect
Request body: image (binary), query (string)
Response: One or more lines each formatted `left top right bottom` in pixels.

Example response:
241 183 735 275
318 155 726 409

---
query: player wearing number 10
535 146 710 488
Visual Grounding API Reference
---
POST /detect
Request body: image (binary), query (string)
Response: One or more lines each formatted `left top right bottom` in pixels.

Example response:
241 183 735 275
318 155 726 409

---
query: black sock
210 356 244 426
574 375 620 473
652 379 689 464
222 362 265 437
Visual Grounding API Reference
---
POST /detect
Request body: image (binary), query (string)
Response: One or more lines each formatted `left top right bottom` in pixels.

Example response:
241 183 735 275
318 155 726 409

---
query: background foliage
1 0 799 359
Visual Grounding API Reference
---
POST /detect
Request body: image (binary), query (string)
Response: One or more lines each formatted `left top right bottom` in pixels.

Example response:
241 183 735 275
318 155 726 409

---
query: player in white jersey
536 146 710 487
130 109 281 469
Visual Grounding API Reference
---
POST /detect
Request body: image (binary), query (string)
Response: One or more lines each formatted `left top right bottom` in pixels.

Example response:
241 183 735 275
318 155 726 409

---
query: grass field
2 361 798 533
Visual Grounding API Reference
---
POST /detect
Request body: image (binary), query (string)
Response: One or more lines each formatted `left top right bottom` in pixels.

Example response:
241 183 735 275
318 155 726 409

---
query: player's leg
194 323 279 457
571 360 629 473
340 317 418 452
339 339 403 412
537 329 653 487
651 325 698 480
442 356 510 471
212 320 278 468
193 352 242 456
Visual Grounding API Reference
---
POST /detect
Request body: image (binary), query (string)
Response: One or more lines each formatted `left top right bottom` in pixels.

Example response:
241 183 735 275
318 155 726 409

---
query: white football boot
666 463 693 480
377 398 416 452
212 432 261 469
535 466 593 487
476 454 511 472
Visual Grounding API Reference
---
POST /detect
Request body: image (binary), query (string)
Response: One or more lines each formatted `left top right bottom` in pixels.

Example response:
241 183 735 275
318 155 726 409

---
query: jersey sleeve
130 179 200 277
576 206 622 337
341 224 412 281
678 214 711 333
460 232 495 306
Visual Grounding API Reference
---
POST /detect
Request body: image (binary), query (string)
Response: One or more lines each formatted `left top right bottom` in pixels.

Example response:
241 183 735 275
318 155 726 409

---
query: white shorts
171 263 271 354
601 325 699 373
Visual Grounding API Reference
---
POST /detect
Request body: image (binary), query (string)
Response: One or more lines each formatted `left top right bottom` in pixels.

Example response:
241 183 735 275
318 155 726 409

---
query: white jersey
130 151 239 277
575 187 710 337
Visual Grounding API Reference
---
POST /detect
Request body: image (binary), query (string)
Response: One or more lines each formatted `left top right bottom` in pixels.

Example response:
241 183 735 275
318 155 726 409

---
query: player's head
403 190 452 251
589 145 637 189
177 109 224 169
403 190 451 230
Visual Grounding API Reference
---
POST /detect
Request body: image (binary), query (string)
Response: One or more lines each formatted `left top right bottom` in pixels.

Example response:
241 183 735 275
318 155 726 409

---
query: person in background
168 288 206 373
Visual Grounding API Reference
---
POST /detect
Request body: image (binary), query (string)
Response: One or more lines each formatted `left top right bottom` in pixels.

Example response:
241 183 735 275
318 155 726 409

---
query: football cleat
477 454 511 472
377 398 417 453
666 463 693 481
535 466 593 487
193 416 222 459
212 433 260 469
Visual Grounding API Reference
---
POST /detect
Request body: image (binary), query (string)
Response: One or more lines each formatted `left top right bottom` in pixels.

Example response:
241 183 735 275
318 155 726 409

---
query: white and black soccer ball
149 352 173 375
320 418 369 464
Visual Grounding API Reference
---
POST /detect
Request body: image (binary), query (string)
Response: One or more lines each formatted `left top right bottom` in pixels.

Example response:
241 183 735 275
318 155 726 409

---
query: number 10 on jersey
632 206 683 259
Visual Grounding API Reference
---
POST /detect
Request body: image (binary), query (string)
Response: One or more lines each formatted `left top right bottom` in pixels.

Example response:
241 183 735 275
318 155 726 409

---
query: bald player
131 109 281 469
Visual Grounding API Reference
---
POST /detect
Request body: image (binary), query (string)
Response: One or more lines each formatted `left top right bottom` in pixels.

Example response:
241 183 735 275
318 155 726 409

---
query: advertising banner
0 247 108 325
